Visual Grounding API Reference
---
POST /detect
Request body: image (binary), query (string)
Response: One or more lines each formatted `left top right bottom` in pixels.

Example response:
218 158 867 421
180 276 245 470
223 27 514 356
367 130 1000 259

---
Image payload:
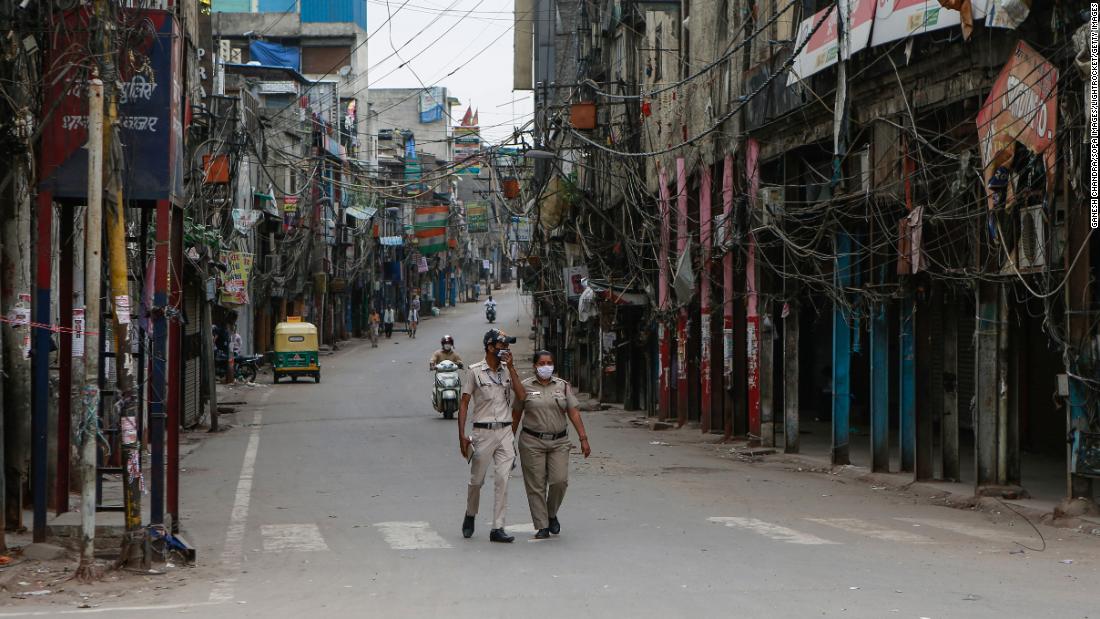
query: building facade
520 0 1098 506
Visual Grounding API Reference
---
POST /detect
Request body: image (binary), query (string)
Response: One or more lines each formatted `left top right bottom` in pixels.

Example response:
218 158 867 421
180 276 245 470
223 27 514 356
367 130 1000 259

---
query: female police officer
513 350 591 539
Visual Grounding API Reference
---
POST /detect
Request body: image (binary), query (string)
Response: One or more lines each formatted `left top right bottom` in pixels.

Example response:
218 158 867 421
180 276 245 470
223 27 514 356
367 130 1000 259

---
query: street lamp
523 149 556 160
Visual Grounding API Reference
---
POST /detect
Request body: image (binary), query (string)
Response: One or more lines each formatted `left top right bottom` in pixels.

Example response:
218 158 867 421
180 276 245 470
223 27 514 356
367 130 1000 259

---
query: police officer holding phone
458 329 526 542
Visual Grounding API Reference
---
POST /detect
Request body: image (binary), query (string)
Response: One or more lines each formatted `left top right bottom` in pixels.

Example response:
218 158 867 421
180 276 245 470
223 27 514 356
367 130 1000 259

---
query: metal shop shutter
183 281 202 428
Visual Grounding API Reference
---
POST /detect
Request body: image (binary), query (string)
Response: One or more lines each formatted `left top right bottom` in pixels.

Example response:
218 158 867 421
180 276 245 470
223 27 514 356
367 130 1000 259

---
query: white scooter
432 360 462 419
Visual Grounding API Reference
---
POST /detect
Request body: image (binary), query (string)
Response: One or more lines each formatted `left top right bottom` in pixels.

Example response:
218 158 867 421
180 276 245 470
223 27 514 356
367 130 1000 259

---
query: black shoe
462 514 475 539
549 517 561 535
534 528 551 539
489 528 514 543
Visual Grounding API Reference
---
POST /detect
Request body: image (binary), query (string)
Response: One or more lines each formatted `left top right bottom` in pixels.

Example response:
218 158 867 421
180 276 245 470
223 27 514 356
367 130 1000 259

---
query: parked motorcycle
215 351 263 383
432 360 463 419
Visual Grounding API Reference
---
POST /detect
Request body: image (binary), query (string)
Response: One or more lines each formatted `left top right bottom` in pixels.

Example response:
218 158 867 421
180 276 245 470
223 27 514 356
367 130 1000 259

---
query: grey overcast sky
365 0 534 145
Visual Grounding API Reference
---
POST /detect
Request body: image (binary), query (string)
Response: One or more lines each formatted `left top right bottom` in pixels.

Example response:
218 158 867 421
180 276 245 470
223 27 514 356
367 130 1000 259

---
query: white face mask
536 365 554 380
443 344 452 351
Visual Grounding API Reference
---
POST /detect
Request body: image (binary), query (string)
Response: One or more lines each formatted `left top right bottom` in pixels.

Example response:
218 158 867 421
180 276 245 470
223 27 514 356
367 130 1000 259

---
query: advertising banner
870 0 961 46
220 252 254 305
419 87 445 123
454 126 482 174
466 202 489 233
789 0 875 85
976 41 1059 208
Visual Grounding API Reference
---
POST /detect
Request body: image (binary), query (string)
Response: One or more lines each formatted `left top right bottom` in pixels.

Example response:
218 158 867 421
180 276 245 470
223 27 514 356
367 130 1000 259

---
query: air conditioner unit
758 186 784 227
1017 205 1047 270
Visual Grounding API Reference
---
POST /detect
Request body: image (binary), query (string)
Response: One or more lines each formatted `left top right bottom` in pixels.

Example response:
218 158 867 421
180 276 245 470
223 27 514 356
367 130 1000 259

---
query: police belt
523 427 568 441
473 421 510 430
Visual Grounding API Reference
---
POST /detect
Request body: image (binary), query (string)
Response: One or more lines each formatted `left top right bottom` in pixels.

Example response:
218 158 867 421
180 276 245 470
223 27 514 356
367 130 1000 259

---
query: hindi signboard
466 202 489 233
220 252 254 305
39 9 183 201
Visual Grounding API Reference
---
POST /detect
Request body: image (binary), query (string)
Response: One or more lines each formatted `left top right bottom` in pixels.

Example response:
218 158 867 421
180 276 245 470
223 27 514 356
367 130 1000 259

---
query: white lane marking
895 517 1013 544
261 523 330 552
374 521 454 549
708 517 839 545
208 392 269 603
806 518 935 544
0 602 224 616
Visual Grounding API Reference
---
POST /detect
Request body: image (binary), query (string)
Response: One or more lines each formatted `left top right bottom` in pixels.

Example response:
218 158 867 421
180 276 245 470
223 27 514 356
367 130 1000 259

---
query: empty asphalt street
4 286 1097 618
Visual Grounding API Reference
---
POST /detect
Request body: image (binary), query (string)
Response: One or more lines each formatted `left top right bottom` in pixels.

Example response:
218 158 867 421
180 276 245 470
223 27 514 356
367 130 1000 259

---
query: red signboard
977 41 1059 206
39 9 183 202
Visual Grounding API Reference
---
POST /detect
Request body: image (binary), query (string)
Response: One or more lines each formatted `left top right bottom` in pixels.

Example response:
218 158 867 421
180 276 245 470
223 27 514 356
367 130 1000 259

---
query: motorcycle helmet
442 335 454 350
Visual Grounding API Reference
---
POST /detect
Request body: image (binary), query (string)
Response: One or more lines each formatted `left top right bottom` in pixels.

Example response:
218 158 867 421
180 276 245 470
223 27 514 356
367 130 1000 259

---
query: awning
254 190 279 217
586 278 650 307
379 236 404 246
346 206 377 220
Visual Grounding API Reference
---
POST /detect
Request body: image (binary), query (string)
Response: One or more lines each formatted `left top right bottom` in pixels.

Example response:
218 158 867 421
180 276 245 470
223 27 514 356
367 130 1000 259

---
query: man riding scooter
430 335 464 419
484 295 497 323
429 335 464 370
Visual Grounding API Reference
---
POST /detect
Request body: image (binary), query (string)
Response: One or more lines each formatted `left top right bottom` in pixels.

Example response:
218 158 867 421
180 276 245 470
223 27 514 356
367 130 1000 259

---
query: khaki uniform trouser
467 426 515 530
519 433 570 531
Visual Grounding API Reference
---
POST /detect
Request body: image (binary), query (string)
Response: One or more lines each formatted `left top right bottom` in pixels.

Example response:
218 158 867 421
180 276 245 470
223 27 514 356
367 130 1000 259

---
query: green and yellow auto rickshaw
273 319 320 383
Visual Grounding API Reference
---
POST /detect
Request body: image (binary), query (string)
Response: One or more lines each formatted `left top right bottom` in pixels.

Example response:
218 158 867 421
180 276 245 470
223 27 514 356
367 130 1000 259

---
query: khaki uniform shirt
518 376 579 434
430 349 463 367
462 360 515 423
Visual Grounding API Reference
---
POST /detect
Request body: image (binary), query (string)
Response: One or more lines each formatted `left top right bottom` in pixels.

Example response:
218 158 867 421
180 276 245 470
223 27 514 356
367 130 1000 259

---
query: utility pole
76 78 104 583
105 132 146 568
1 49 32 536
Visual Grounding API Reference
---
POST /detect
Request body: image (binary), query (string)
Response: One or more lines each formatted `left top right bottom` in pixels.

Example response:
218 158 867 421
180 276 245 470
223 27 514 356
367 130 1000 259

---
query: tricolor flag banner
414 205 449 254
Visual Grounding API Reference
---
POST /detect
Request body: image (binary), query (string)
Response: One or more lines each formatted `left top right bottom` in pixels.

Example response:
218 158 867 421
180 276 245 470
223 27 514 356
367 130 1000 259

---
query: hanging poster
232 209 262 234
115 295 132 324
977 41 1058 208
220 252 254 305
72 308 85 357
563 266 589 299
9 303 30 327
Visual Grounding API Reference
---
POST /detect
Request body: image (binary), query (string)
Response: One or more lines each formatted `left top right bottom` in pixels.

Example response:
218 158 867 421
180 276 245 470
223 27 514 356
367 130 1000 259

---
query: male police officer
458 329 526 542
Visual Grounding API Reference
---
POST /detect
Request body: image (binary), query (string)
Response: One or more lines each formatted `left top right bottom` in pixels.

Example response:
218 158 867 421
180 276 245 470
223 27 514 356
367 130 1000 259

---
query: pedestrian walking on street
458 329 526 543
368 308 381 347
514 350 590 539
383 305 395 339
407 306 419 338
